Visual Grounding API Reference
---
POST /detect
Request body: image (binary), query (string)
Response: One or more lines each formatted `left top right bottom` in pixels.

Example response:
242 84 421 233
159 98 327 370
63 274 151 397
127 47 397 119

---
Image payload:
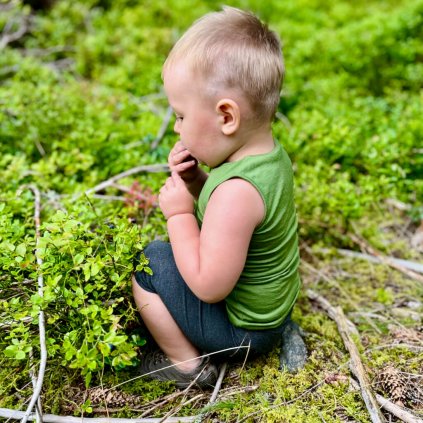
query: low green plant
1 199 151 388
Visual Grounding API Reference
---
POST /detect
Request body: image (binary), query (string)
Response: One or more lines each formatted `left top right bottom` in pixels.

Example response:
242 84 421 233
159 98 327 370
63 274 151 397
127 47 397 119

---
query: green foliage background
0 0 422 419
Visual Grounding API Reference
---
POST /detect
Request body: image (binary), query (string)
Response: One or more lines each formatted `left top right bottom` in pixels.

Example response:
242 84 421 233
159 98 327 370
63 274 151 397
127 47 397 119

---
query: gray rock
279 321 307 372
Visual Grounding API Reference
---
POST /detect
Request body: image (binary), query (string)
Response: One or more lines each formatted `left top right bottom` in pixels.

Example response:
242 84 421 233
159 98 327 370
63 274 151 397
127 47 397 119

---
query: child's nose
174 121 181 134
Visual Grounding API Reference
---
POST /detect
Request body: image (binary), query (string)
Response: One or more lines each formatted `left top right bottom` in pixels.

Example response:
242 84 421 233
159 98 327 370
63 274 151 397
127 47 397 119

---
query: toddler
133 6 305 388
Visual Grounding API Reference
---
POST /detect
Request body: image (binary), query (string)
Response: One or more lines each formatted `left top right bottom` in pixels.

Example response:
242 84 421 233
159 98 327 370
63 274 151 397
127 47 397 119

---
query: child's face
163 63 226 168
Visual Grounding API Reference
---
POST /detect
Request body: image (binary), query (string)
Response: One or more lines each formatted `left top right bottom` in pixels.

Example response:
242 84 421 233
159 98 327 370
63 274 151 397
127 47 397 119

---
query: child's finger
171 171 184 185
176 158 196 170
175 149 192 163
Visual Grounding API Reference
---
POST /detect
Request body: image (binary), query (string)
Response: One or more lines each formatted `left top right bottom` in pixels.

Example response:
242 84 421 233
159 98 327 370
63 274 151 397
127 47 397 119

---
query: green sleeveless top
196 142 301 330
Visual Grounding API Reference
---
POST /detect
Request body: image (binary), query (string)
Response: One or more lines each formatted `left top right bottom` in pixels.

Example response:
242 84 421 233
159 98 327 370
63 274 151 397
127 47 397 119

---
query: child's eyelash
175 115 183 121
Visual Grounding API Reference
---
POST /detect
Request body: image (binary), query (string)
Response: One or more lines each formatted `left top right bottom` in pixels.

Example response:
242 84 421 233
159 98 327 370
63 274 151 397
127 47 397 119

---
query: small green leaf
16 243 27 257
15 350 26 360
84 372 92 388
90 262 101 276
74 253 85 265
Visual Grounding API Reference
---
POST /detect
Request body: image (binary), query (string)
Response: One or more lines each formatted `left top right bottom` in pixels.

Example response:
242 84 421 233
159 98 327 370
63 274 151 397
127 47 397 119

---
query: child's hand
159 171 195 219
168 141 199 183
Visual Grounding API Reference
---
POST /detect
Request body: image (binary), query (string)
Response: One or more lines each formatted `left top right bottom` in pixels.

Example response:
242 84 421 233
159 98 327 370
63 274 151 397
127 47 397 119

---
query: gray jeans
134 240 291 362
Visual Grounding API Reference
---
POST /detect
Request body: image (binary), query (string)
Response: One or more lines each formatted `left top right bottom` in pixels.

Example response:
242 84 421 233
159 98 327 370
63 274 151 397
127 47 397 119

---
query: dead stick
157 394 204 423
219 385 258 399
151 106 173 150
335 249 423 274
306 290 359 337
142 365 207 419
0 409 197 423
209 362 227 403
139 382 195 418
349 233 423 284
85 164 169 195
333 306 386 423
0 16 29 50
18 185 47 423
349 378 423 423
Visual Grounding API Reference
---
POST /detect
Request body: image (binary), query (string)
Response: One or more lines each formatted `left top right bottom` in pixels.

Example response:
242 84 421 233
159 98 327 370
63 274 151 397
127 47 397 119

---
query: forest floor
10 204 419 423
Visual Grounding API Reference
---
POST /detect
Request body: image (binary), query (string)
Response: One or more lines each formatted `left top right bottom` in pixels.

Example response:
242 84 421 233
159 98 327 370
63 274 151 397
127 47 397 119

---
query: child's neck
226 126 275 163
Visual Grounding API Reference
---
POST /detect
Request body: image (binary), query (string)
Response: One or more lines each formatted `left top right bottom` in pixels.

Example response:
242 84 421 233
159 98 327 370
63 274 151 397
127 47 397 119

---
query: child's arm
168 141 207 199
159 171 264 303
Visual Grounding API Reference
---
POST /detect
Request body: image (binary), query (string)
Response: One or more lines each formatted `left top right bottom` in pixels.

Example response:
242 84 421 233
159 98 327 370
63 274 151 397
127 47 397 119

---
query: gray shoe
139 350 218 389
279 321 307 372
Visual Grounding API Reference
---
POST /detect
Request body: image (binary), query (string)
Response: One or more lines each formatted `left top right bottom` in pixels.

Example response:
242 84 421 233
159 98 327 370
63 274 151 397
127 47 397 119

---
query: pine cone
334 406 357 422
87 387 141 407
376 365 407 406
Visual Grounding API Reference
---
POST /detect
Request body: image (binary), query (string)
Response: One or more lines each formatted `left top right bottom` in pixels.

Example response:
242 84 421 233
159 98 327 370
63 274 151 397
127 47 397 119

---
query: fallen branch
365 344 423 354
138 390 189 418
275 111 292 130
306 289 386 422
0 316 32 329
209 362 227 403
18 185 47 423
29 349 43 423
332 305 386 423
19 45 75 58
349 378 423 423
124 106 173 151
157 394 204 423
0 64 20 76
0 15 30 50
0 409 197 423
349 233 423 284
386 199 412 212
139 366 206 418
151 106 173 150
85 164 169 195
218 385 258 399
45 58 75 72
335 249 423 275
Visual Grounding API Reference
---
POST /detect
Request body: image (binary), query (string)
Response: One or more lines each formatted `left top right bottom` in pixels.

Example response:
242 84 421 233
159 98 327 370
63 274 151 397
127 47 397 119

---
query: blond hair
163 6 284 122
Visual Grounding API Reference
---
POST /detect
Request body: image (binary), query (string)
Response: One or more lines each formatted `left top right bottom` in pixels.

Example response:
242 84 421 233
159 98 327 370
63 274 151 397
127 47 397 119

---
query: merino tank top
195 141 301 329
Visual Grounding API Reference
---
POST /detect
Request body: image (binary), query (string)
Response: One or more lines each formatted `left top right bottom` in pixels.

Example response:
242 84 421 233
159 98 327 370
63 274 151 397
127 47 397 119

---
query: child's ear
216 99 240 135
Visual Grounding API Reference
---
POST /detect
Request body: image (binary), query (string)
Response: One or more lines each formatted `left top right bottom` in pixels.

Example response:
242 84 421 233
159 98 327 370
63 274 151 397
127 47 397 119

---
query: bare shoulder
206 178 265 228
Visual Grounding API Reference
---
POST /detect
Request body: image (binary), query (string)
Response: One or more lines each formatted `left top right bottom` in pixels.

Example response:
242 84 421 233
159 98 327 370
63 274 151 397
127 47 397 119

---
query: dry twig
0 409 197 423
323 248 423 274
349 232 423 283
157 394 204 423
124 106 173 150
209 362 227 403
0 15 30 50
349 378 423 423
139 366 206 419
138 390 189 418
306 289 387 422
332 305 386 422
17 185 47 423
151 106 173 150
85 164 169 196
